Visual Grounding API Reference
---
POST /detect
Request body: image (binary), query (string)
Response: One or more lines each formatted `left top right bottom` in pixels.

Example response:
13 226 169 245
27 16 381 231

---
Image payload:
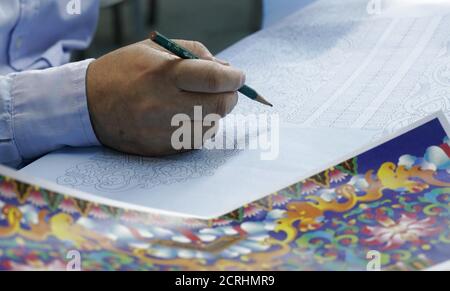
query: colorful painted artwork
1 118 450 270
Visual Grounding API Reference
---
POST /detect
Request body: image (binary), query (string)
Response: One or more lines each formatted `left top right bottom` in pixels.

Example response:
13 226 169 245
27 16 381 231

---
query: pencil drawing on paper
56 148 240 192
220 11 450 134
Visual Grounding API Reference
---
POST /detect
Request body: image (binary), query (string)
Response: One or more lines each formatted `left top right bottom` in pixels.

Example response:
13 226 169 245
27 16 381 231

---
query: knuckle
192 41 203 50
193 41 213 60
192 41 208 53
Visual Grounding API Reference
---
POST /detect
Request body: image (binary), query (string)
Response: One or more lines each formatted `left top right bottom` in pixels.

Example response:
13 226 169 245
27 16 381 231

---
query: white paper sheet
219 0 450 136
21 125 376 218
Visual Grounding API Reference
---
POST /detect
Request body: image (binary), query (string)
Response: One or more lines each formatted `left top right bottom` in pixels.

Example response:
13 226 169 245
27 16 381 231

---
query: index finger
173 40 229 65
173 59 246 93
172 40 213 60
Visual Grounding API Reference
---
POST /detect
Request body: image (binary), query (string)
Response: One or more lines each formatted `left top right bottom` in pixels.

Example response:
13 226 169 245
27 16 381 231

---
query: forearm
0 60 100 168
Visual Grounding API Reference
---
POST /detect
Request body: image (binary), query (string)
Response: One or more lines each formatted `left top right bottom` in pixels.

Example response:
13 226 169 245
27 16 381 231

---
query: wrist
11 59 100 160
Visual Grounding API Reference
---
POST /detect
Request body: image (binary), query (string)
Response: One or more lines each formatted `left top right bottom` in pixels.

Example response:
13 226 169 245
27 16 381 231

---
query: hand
86 39 245 156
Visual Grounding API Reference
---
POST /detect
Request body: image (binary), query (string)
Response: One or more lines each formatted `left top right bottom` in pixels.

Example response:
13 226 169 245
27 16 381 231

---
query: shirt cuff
0 75 22 167
11 59 100 160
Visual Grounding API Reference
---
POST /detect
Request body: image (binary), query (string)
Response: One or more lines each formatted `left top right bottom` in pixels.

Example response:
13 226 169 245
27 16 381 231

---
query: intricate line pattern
56 148 240 192
218 0 450 136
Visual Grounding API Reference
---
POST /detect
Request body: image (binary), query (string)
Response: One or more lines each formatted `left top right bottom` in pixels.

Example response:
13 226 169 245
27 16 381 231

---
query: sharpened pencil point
255 95 273 107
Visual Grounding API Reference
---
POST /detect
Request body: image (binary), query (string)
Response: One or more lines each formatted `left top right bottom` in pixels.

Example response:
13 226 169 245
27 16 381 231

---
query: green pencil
150 31 273 107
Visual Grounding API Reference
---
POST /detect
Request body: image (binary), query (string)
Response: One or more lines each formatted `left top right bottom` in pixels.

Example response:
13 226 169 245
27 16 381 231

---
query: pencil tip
255 95 273 107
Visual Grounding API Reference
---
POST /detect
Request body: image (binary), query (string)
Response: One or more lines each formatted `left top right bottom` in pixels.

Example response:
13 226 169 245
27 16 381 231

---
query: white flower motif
363 215 442 250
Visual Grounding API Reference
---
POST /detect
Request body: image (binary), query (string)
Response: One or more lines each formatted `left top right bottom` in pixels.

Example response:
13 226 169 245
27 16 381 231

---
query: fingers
172 40 229 65
172 40 213 60
173 59 245 93
179 91 239 119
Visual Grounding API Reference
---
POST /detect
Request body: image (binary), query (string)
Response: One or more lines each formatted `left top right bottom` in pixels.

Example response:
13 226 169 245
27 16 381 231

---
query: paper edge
1 111 449 220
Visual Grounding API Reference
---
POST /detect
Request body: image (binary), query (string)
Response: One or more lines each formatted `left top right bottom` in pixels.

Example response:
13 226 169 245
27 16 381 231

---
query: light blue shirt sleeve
0 60 100 168
0 0 101 168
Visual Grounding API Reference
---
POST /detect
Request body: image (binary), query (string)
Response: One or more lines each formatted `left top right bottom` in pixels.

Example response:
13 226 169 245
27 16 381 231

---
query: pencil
150 31 273 107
